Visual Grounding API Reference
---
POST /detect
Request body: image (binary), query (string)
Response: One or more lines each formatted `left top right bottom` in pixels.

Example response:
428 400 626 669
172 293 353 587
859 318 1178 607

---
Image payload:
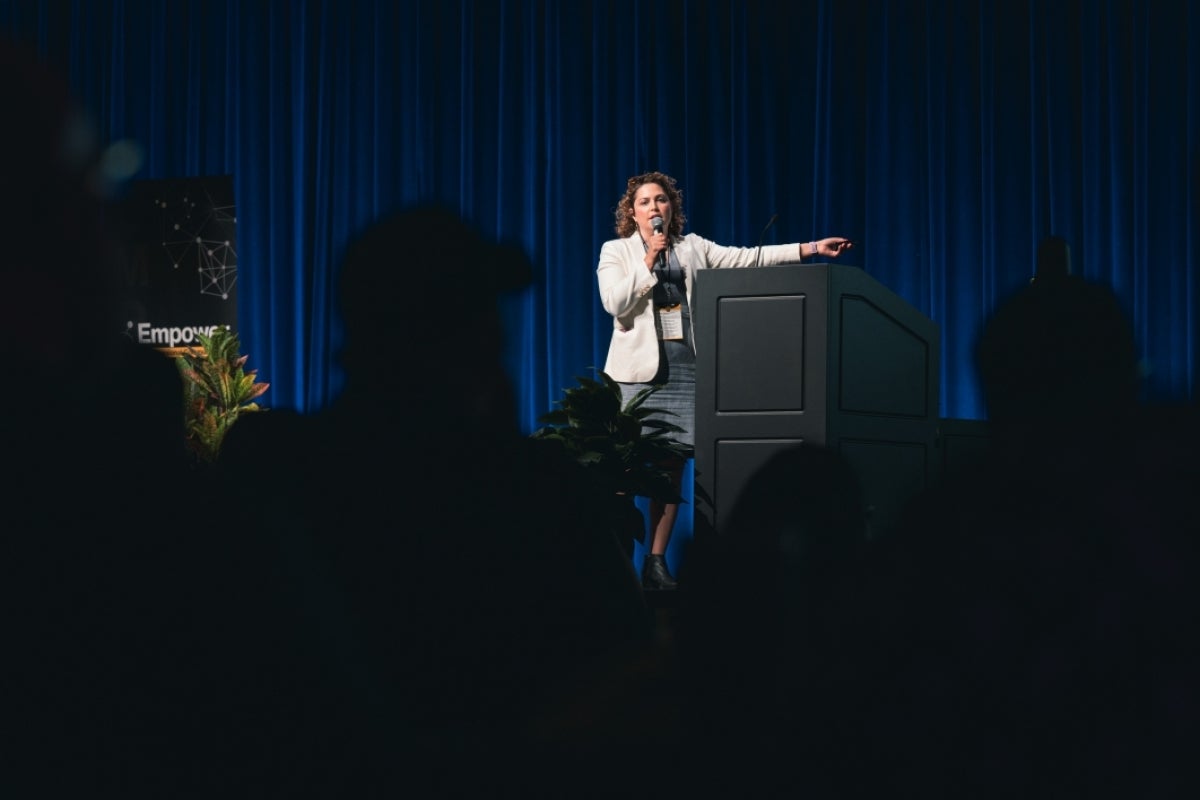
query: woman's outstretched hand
814 237 854 258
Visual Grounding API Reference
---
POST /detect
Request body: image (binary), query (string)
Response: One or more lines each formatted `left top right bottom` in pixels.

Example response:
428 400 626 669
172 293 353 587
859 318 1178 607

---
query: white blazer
596 232 805 383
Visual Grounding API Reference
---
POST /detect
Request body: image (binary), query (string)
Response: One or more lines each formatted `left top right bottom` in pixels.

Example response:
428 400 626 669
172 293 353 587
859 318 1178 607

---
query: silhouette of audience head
868 256 1194 795
975 270 1139 434
214 203 658 794
2 39 216 798
334 204 534 411
674 444 870 789
1 39 126 387
684 444 869 673
1 39 187 488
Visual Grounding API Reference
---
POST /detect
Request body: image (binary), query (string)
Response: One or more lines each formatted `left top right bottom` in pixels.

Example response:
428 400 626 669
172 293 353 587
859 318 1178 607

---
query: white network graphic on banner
156 185 237 300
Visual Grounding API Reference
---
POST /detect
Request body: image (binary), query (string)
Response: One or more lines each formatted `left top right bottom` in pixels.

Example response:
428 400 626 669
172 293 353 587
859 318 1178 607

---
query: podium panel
694 263 940 539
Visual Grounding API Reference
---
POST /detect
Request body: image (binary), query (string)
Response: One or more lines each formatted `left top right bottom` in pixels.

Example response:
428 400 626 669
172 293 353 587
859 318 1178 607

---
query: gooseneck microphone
651 215 666 269
753 213 779 269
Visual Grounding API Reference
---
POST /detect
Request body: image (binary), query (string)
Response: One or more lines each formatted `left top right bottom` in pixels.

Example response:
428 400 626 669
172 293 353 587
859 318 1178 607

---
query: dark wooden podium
693 262 941 539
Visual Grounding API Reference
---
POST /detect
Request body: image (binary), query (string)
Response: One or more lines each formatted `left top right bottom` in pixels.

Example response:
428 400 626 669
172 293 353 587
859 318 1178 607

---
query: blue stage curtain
3 0 1195 428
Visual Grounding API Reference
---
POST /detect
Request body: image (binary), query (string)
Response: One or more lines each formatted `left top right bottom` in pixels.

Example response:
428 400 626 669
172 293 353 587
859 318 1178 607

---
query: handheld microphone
651 216 665 269
753 213 779 269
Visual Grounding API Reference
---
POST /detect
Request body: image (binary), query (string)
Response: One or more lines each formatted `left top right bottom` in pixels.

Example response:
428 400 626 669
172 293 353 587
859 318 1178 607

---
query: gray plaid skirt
618 329 696 449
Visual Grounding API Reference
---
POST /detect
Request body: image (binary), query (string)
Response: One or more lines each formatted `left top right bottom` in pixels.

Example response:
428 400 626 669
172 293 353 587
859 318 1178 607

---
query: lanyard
642 236 683 306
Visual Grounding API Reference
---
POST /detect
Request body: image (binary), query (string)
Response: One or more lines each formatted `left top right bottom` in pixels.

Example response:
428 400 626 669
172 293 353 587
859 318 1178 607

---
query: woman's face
632 182 671 235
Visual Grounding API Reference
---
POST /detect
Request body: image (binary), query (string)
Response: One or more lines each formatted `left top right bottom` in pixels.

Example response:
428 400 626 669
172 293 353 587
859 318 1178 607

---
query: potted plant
529 369 693 555
175 327 269 465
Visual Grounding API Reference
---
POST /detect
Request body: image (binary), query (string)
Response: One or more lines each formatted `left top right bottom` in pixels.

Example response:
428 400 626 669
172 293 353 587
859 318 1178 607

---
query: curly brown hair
613 170 687 238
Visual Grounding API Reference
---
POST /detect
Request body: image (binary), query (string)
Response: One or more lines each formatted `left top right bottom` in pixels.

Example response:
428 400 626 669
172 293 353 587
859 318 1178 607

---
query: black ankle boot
641 554 678 590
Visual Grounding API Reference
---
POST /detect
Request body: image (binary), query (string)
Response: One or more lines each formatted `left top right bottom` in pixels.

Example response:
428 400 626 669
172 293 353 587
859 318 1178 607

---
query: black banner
120 175 238 351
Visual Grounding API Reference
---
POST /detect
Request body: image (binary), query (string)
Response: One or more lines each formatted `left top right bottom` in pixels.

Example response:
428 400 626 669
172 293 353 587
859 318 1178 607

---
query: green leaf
528 367 690 503
174 326 270 464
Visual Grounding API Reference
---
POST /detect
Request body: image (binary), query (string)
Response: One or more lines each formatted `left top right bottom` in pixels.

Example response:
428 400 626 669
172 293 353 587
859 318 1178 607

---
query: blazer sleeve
597 237 659 318
683 233 800 269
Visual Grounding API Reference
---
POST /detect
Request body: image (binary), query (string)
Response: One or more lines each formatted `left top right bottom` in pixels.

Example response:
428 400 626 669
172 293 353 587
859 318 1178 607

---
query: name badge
657 304 683 341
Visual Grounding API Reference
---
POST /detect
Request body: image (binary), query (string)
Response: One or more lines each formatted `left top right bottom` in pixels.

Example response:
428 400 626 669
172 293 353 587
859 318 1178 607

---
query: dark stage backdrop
4 0 1196 557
